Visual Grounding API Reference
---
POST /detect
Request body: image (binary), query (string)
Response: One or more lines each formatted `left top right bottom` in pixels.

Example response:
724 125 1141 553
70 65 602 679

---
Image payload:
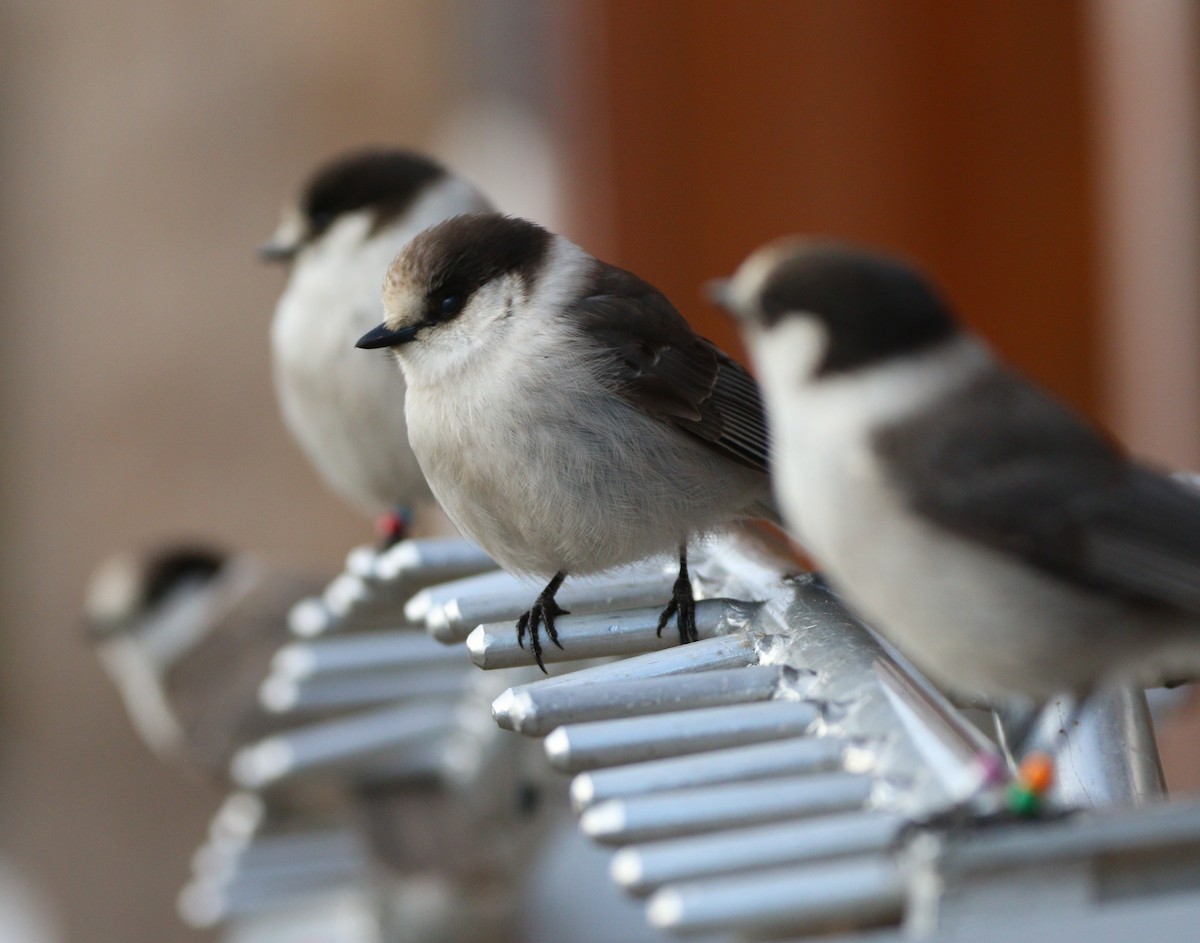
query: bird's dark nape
757 244 958 375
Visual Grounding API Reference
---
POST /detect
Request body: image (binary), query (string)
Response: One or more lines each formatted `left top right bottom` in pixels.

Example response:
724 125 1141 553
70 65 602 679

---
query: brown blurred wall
567 0 1099 419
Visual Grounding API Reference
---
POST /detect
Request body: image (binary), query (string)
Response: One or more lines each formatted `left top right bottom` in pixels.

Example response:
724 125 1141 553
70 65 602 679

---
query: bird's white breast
271 177 490 515
272 222 425 514
754 327 985 562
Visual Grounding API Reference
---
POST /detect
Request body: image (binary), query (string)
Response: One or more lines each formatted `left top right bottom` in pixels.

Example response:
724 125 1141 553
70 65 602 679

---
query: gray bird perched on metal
716 237 1200 706
357 214 773 669
262 148 494 543
86 543 320 780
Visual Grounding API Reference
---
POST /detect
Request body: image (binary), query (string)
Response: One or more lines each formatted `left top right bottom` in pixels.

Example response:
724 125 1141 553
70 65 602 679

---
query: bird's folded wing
574 262 771 474
1082 470 1200 613
874 367 1200 614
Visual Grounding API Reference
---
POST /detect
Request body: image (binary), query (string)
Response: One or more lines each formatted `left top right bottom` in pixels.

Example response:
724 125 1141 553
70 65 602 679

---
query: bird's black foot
517 571 569 673
656 546 698 644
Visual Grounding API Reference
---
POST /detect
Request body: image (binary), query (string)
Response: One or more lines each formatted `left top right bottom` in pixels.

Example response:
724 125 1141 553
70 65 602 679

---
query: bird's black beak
257 239 299 263
356 322 422 349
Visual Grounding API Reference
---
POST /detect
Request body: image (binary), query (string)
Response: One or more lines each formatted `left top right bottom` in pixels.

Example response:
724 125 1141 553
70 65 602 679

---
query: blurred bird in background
718 239 1200 724
85 542 321 780
262 149 494 545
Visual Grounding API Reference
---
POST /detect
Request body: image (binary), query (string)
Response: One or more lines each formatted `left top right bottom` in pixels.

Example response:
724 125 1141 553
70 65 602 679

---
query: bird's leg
516 571 569 673
375 507 413 551
656 545 698 644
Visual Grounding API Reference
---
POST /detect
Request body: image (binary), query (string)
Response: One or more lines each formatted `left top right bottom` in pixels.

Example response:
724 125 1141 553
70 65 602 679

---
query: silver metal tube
1043 687 1166 809
543 700 820 773
526 633 762 691
339 540 496 604
355 740 447 783
580 772 873 844
404 569 529 625
230 702 455 788
343 544 381 581
320 571 439 632
611 810 905 894
424 567 682 643
198 843 366 887
371 537 496 593
466 598 756 669
570 736 845 811
207 792 267 843
645 857 905 936
271 630 466 679
178 870 363 926
194 828 361 878
259 666 469 714
493 664 794 735
291 540 497 638
201 855 367 893
288 597 334 638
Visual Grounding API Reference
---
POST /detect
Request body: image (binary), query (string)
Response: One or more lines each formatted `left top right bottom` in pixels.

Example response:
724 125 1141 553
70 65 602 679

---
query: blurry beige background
2 2 1198 942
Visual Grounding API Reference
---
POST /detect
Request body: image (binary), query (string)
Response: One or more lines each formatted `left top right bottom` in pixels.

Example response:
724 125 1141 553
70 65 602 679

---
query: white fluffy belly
408 385 767 577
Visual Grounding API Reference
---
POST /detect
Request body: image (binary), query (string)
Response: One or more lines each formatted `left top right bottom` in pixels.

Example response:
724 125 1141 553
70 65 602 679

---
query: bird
715 237 1200 708
356 213 773 669
86 542 321 781
261 148 494 544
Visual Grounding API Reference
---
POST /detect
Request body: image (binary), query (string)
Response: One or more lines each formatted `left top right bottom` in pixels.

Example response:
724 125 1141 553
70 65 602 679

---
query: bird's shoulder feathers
572 262 771 475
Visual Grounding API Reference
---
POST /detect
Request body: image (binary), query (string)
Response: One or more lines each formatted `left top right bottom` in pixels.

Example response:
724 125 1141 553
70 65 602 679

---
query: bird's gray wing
874 367 1200 613
572 262 771 474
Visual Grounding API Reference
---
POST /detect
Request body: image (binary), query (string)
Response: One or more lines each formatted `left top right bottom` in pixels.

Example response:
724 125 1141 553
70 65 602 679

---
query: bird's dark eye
439 295 465 318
